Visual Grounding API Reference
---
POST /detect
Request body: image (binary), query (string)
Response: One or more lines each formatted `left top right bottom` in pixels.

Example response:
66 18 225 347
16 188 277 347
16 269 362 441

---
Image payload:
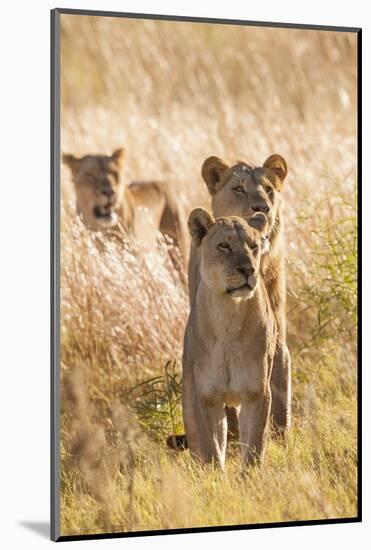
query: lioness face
201 154 288 239
189 208 268 300
63 148 125 231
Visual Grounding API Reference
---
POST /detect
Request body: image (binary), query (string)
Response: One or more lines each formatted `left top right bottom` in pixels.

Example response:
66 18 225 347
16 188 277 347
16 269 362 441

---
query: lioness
63 148 189 266
182 208 276 469
188 154 291 436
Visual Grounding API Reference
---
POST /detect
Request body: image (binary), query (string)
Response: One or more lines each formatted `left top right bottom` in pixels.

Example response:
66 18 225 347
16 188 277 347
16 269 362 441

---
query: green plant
127 360 184 440
288 191 357 351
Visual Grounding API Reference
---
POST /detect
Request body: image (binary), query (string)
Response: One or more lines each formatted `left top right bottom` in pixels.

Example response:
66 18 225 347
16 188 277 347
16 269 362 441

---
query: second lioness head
188 208 268 300
201 154 287 239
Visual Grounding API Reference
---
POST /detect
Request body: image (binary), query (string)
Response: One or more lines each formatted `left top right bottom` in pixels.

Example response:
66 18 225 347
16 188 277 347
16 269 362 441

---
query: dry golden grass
59 14 358 536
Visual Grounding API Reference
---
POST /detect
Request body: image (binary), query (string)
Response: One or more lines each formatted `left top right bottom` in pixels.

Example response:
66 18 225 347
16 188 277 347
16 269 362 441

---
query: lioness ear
111 147 126 166
263 154 288 188
188 208 215 246
63 154 81 176
248 212 268 232
201 156 230 195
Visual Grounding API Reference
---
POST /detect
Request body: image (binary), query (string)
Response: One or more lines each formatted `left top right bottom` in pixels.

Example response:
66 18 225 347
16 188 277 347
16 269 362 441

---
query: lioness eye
218 243 230 252
265 185 273 195
108 171 119 181
233 185 244 194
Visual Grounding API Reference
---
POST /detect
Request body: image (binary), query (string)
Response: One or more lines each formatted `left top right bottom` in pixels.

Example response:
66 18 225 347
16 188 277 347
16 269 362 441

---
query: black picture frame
51 8 362 542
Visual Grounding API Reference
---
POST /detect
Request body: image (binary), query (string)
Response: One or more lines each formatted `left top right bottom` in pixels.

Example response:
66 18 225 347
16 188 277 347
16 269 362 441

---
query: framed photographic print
51 8 361 542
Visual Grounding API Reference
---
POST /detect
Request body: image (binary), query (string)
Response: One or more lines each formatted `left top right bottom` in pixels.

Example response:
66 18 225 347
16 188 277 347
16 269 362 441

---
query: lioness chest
193 319 268 407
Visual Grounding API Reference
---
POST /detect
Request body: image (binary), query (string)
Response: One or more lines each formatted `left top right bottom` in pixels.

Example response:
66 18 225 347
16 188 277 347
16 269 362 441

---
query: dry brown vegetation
59 14 358 536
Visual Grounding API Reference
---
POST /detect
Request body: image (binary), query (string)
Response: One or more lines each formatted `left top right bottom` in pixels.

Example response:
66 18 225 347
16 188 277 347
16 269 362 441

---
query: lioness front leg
183 390 227 469
266 268 291 436
270 340 291 435
239 389 271 467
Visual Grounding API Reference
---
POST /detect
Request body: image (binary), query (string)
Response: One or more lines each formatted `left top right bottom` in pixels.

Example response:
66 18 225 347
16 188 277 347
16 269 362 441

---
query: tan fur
63 148 189 266
188 154 291 435
183 209 276 469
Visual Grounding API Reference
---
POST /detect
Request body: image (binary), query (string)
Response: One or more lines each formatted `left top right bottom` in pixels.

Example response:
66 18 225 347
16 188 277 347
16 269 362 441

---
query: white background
0 0 368 548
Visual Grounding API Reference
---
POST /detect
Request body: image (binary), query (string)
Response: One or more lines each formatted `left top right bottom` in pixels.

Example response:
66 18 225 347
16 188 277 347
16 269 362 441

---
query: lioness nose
101 188 114 198
251 203 269 213
236 265 255 278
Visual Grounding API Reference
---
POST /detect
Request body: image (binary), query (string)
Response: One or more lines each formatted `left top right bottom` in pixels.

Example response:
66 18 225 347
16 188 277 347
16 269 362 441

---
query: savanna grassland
59 15 358 536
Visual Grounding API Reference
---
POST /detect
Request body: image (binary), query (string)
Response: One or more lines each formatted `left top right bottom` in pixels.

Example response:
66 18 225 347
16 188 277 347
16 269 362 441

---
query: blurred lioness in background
63 147 189 267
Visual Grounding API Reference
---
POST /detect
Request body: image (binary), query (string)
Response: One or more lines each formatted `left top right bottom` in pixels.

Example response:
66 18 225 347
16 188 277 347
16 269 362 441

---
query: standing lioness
188 154 291 435
182 208 276 469
63 147 189 266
